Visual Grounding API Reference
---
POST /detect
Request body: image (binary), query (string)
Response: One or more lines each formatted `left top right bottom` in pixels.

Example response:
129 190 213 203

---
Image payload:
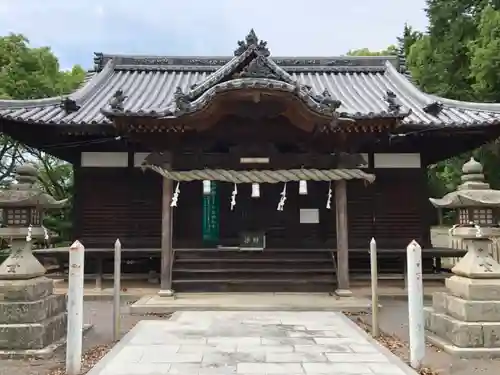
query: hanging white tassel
202 180 211 195
277 182 287 211
26 224 33 242
326 181 332 209
474 224 483 238
251 183 260 198
42 225 49 241
299 180 308 195
230 183 238 211
171 182 180 207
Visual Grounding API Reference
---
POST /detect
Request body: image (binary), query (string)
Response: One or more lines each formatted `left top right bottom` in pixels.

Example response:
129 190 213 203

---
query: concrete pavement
87 311 417 375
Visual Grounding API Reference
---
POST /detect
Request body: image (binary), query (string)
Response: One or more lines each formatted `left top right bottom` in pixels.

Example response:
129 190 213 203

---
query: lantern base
451 237 500 279
425 276 500 357
0 277 67 354
425 269 500 357
0 242 46 280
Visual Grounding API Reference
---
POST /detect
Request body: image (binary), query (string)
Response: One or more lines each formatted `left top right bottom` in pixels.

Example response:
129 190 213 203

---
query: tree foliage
469 5 500 102
28 149 74 241
397 24 424 58
408 1 500 101
346 45 398 56
404 1 500 202
0 33 84 244
0 34 85 100
350 3 500 224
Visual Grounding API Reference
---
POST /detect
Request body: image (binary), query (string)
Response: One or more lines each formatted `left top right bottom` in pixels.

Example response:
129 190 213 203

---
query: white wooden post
66 240 85 375
113 239 122 342
370 237 379 337
407 240 425 370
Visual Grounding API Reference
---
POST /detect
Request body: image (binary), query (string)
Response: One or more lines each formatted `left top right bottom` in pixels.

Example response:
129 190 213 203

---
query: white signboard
300 209 320 224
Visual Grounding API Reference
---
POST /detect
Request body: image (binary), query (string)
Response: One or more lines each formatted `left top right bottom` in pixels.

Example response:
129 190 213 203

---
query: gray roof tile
1 32 500 129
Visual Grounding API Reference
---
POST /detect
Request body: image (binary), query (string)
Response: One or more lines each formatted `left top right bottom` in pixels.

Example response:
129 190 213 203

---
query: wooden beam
158 152 174 297
72 162 83 240
335 179 352 296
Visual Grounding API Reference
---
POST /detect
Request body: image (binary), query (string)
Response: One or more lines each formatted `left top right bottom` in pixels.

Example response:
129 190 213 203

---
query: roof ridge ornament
423 101 443 116
234 55 279 79
60 97 80 113
384 90 402 114
306 88 351 133
173 87 191 115
234 29 270 57
109 90 127 111
312 89 342 111
93 52 104 71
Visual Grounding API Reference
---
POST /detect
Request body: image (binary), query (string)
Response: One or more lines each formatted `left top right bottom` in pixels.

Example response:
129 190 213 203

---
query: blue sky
0 0 429 70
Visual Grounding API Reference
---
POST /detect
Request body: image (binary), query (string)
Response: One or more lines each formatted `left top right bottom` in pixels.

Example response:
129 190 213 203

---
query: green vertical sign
202 181 219 244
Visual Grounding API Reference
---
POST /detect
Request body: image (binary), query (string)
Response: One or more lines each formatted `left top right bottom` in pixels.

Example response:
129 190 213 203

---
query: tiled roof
1 30 500 128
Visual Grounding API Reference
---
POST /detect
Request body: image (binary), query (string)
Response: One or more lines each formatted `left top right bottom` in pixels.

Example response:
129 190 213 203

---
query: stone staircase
170 248 433 292
172 248 337 292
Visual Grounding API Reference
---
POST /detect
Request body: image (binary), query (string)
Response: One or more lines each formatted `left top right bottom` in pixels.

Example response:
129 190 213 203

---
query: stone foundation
0 277 67 356
425 275 500 357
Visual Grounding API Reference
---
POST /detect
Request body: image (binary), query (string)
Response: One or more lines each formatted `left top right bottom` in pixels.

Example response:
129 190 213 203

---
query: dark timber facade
2 30 500 293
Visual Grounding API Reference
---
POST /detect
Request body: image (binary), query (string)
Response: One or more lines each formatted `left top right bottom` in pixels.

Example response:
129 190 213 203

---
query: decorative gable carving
105 29 347 126
233 55 281 80
234 29 270 57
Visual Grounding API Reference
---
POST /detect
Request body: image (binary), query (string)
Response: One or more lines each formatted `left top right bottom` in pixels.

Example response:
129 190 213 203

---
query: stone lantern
0 163 68 357
430 157 500 227
425 157 500 357
0 163 67 278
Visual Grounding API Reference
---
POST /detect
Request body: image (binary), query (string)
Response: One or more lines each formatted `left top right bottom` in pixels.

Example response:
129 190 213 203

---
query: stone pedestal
0 277 67 358
425 235 500 358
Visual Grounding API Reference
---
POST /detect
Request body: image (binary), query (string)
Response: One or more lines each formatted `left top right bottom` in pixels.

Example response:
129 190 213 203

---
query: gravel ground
355 299 500 375
0 300 167 375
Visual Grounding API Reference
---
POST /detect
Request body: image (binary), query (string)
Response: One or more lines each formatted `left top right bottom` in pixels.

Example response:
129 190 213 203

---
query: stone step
172 278 336 293
424 307 500 348
0 311 67 351
432 291 500 322
0 294 66 324
173 268 335 274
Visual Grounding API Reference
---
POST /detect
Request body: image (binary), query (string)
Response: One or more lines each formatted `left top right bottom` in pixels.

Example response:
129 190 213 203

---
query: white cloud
0 0 428 69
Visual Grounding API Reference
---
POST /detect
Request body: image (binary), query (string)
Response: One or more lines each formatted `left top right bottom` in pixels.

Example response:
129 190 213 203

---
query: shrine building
1 30 500 294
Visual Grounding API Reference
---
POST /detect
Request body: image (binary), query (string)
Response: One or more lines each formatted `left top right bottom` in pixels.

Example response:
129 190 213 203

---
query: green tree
0 34 85 100
0 33 85 246
404 1 500 205
347 7 500 220
30 150 74 242
468 5 500 102
346 45 398 56
397 23 423 58
408 1 477 100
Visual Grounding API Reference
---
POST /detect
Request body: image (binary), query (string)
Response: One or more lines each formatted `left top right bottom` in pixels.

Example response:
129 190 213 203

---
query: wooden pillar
158 154 174 297
95 254 103 291
72 160 83 241
335 179 352 296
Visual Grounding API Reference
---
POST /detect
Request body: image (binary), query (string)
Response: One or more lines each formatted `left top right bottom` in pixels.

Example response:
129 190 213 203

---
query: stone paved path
88 311 417 375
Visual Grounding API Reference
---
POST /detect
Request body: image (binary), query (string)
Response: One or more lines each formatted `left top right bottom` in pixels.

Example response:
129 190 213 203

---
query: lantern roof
0 164 68 208
429 157 500 208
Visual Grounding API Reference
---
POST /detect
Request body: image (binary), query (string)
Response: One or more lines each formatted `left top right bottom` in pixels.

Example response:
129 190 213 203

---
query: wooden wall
347 169 430 249
374 169 430 248
77 167 162 248
75 166 431 250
